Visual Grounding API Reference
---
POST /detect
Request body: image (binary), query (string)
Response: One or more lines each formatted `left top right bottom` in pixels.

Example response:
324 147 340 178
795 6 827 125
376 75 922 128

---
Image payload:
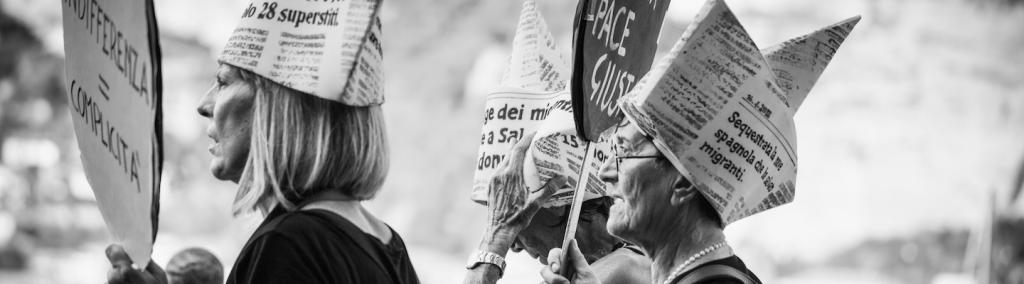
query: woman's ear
669 176 697 207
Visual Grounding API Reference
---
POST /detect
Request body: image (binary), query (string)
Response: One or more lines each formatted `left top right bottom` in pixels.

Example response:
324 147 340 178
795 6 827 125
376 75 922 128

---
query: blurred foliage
0 5 67 146
0 4 106 272
824 229 969 283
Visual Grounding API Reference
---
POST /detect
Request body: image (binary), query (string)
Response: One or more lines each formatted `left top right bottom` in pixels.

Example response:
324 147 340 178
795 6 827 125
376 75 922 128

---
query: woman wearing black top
105 0 418 283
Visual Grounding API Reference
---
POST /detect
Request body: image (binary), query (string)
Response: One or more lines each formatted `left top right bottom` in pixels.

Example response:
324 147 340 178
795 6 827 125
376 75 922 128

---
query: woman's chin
209 161 239 182
606 211 630 239
607 222 626 239
210 167 228 181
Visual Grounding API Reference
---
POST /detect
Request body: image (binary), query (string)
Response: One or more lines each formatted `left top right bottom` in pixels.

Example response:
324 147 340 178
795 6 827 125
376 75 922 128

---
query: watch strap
465 250 506 277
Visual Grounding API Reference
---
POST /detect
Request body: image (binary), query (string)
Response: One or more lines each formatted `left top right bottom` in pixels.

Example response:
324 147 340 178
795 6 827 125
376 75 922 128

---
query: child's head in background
166 248 223 284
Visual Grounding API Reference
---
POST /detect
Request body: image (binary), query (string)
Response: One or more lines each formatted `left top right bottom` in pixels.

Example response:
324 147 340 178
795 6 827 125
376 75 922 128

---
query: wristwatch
465 250 506 277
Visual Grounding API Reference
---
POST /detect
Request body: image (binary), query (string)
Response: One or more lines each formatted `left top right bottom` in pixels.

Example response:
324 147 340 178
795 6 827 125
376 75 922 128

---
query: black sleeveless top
226 207 420 284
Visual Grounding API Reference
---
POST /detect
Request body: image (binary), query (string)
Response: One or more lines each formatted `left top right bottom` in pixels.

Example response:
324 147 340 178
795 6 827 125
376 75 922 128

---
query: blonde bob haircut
231 66 389 215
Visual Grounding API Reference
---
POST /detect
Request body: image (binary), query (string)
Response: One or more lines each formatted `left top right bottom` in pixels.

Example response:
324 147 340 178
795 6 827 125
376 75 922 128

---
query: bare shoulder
592 247 652 284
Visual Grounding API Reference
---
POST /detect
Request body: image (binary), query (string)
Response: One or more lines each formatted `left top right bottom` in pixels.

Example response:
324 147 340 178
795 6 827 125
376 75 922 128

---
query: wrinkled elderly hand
481 132 567 254
540 240 600 284
106 244 167 284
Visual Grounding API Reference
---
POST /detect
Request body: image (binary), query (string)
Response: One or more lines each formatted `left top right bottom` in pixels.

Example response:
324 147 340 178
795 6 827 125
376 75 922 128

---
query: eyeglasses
611 141 660 170
608 122 696 190
610 123 660 170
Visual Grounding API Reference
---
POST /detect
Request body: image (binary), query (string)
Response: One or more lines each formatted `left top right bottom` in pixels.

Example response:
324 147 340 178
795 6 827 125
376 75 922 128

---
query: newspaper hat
499 0 570 92
470 0 608 208
618 0 858 224
761 16 860 112
219 0 384 106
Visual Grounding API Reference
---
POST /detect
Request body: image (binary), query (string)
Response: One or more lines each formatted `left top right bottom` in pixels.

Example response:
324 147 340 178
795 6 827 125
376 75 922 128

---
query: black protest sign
570 0 672 141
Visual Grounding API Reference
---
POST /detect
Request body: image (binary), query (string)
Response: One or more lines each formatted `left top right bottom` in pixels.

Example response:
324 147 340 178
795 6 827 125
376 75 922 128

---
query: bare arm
462 228 517 284
464 132 565 284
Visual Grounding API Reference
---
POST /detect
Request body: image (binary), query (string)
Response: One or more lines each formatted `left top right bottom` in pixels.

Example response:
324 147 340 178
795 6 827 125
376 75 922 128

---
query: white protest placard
619 0 858 224
472 0 610 208
474 89 611 207
219 0 383 106
61 0 163 265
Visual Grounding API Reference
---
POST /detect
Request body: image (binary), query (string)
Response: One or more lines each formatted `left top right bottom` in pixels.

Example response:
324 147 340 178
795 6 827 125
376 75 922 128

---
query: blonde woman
107 62 417 284
105 0 417 282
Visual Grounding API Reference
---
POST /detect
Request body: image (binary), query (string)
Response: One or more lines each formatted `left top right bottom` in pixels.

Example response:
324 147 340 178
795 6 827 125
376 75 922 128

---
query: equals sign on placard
97 74 110 101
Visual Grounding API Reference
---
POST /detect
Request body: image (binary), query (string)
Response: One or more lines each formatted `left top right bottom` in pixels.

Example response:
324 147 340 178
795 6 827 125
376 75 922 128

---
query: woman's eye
215 77 227 88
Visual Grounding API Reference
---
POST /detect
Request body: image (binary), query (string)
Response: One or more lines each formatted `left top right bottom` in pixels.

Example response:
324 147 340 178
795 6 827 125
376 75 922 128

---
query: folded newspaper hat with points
219 0 384 106
499 0 570 93
618 0 859 225
471 0 608 208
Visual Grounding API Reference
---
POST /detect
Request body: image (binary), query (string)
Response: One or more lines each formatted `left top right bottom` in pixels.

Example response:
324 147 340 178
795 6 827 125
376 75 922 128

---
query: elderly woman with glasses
534 2 854 281
540 120 762 284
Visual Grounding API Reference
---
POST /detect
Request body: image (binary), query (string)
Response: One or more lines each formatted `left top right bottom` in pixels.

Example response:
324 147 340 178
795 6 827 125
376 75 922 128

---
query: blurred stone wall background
0 0 1022 283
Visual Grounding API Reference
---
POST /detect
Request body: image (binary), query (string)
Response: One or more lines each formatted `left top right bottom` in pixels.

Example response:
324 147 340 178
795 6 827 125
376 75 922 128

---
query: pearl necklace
661 241 727 284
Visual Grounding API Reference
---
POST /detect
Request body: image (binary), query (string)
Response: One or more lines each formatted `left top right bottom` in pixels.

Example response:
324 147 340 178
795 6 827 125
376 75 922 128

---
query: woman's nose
197 104 212 118
197 85 215 118
598 155 617 183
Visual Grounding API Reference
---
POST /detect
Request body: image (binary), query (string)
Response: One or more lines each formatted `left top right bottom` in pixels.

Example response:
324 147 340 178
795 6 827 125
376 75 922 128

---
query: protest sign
471 0 610 208
61 0 163 265
619 0 859 224
570 0 672 141
219 0 383 105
